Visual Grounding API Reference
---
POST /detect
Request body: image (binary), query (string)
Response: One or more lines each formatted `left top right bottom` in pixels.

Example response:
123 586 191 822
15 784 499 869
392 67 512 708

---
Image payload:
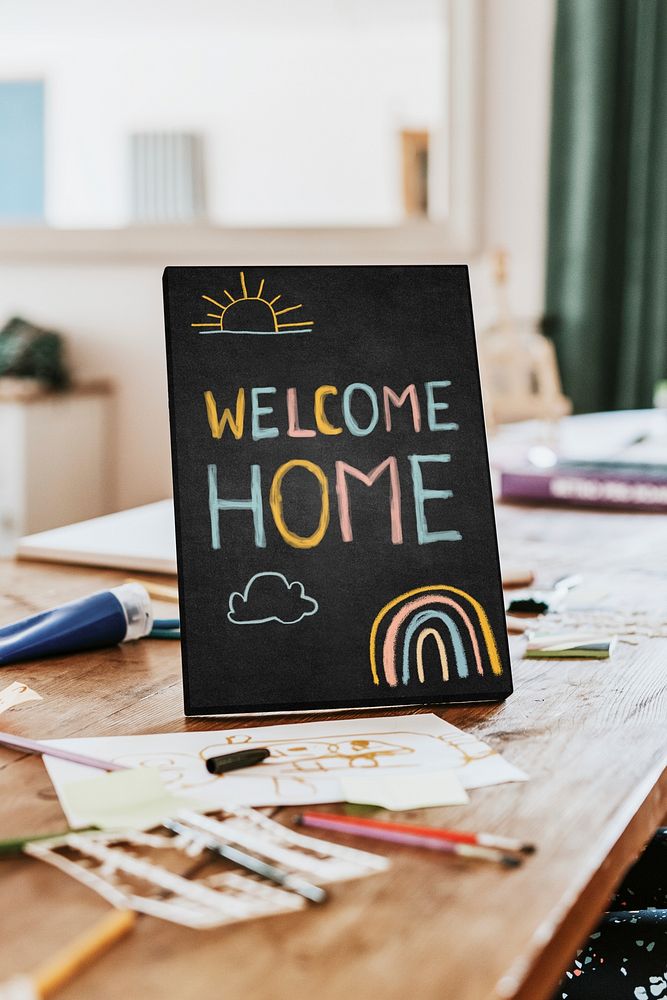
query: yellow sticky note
59 767 199 830
340 769 469 811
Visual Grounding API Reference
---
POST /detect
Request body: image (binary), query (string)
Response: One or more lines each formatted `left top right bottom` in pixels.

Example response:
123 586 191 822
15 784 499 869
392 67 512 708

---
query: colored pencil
299 811 535 855
0 829 96 857
296 813 521 867
0 731 125 772
32 909 136 997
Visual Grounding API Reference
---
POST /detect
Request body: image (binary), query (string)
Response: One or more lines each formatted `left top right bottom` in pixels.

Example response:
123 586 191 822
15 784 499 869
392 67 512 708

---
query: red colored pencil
296 812 521 867
298 811 535 855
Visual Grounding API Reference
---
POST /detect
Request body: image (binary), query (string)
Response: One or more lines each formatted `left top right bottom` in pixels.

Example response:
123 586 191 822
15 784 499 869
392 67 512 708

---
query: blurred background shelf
0 223 476 266
0 380 113 552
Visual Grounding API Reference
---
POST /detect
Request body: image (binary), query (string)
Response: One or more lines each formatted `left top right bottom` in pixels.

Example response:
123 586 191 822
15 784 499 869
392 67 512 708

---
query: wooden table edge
498 758 667 1000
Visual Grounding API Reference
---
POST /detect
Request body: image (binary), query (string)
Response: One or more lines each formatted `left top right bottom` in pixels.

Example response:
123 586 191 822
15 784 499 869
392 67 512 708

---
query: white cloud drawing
227 572 319 626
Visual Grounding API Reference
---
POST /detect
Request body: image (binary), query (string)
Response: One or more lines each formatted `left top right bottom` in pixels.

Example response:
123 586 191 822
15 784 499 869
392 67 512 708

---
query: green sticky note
60 767 200 831
342 803 382 818
524 647 611 659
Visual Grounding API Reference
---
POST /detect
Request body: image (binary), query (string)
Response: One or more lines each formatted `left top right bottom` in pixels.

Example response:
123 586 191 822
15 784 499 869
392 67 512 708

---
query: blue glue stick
0 583 153 666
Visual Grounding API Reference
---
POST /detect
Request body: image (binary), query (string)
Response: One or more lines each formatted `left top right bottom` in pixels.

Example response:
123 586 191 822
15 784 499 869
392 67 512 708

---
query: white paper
42 714 527 827
26 805 389 929
341 768 469 810
58 767 205 831
0 682 41 716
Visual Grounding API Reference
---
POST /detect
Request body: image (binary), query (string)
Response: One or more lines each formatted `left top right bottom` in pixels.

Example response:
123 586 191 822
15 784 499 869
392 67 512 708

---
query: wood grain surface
0 503 665 1000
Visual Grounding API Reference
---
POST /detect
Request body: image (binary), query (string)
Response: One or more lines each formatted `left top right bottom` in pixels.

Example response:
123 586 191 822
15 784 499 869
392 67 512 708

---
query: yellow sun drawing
191 271 314 336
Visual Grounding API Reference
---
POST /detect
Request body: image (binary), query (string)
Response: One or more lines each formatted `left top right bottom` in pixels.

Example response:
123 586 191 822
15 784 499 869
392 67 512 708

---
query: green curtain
545 0 667 412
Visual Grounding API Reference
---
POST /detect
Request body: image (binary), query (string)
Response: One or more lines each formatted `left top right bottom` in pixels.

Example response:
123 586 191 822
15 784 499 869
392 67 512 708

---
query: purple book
500 465 667 512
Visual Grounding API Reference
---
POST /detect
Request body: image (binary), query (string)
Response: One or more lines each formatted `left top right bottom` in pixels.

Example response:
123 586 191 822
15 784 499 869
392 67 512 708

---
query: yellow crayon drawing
191 272 314 336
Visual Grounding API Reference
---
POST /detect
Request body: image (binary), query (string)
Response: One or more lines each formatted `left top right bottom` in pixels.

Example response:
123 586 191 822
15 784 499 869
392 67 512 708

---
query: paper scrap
524 632 617 659
0 975 36 1000
341 769 469 811
26 827 305 929
42 714 528 823
0 682 41 717
59 767 201 831
526 632 614 650
25 804 389 929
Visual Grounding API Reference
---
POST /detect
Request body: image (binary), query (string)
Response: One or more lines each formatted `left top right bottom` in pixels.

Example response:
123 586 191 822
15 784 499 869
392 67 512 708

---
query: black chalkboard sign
163 265 512 715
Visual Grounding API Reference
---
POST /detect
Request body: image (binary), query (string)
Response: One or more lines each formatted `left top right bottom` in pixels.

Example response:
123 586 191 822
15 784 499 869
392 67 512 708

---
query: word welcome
204 381 457 440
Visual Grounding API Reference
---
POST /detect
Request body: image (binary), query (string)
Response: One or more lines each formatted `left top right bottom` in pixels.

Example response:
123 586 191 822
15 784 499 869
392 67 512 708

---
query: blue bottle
0 584 153 665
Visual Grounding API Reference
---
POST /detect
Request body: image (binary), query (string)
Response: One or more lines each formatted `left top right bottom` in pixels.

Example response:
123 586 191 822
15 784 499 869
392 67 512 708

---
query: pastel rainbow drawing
369 585 503 687
191 271 314 336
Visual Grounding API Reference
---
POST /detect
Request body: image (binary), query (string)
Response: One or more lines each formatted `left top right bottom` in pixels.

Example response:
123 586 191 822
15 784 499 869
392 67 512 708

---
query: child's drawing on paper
204 737 414 772
42 715 528 812
112 752 218 790
109 730 502 802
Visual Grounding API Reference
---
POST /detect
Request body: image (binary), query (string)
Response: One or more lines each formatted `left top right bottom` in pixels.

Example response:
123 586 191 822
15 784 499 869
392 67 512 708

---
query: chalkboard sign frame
164 264 512 716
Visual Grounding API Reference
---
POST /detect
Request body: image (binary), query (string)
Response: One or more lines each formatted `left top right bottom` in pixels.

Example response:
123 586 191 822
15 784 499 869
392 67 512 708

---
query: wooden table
1 503 665 1000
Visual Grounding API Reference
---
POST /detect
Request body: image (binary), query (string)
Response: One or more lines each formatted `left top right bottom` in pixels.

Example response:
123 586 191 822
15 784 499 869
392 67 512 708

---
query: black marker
205 747 271 775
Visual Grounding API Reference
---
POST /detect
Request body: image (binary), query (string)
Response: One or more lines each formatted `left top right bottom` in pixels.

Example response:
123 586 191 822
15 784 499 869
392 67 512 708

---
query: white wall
0 0 444 228
0 0 556 514
476 0 555 322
